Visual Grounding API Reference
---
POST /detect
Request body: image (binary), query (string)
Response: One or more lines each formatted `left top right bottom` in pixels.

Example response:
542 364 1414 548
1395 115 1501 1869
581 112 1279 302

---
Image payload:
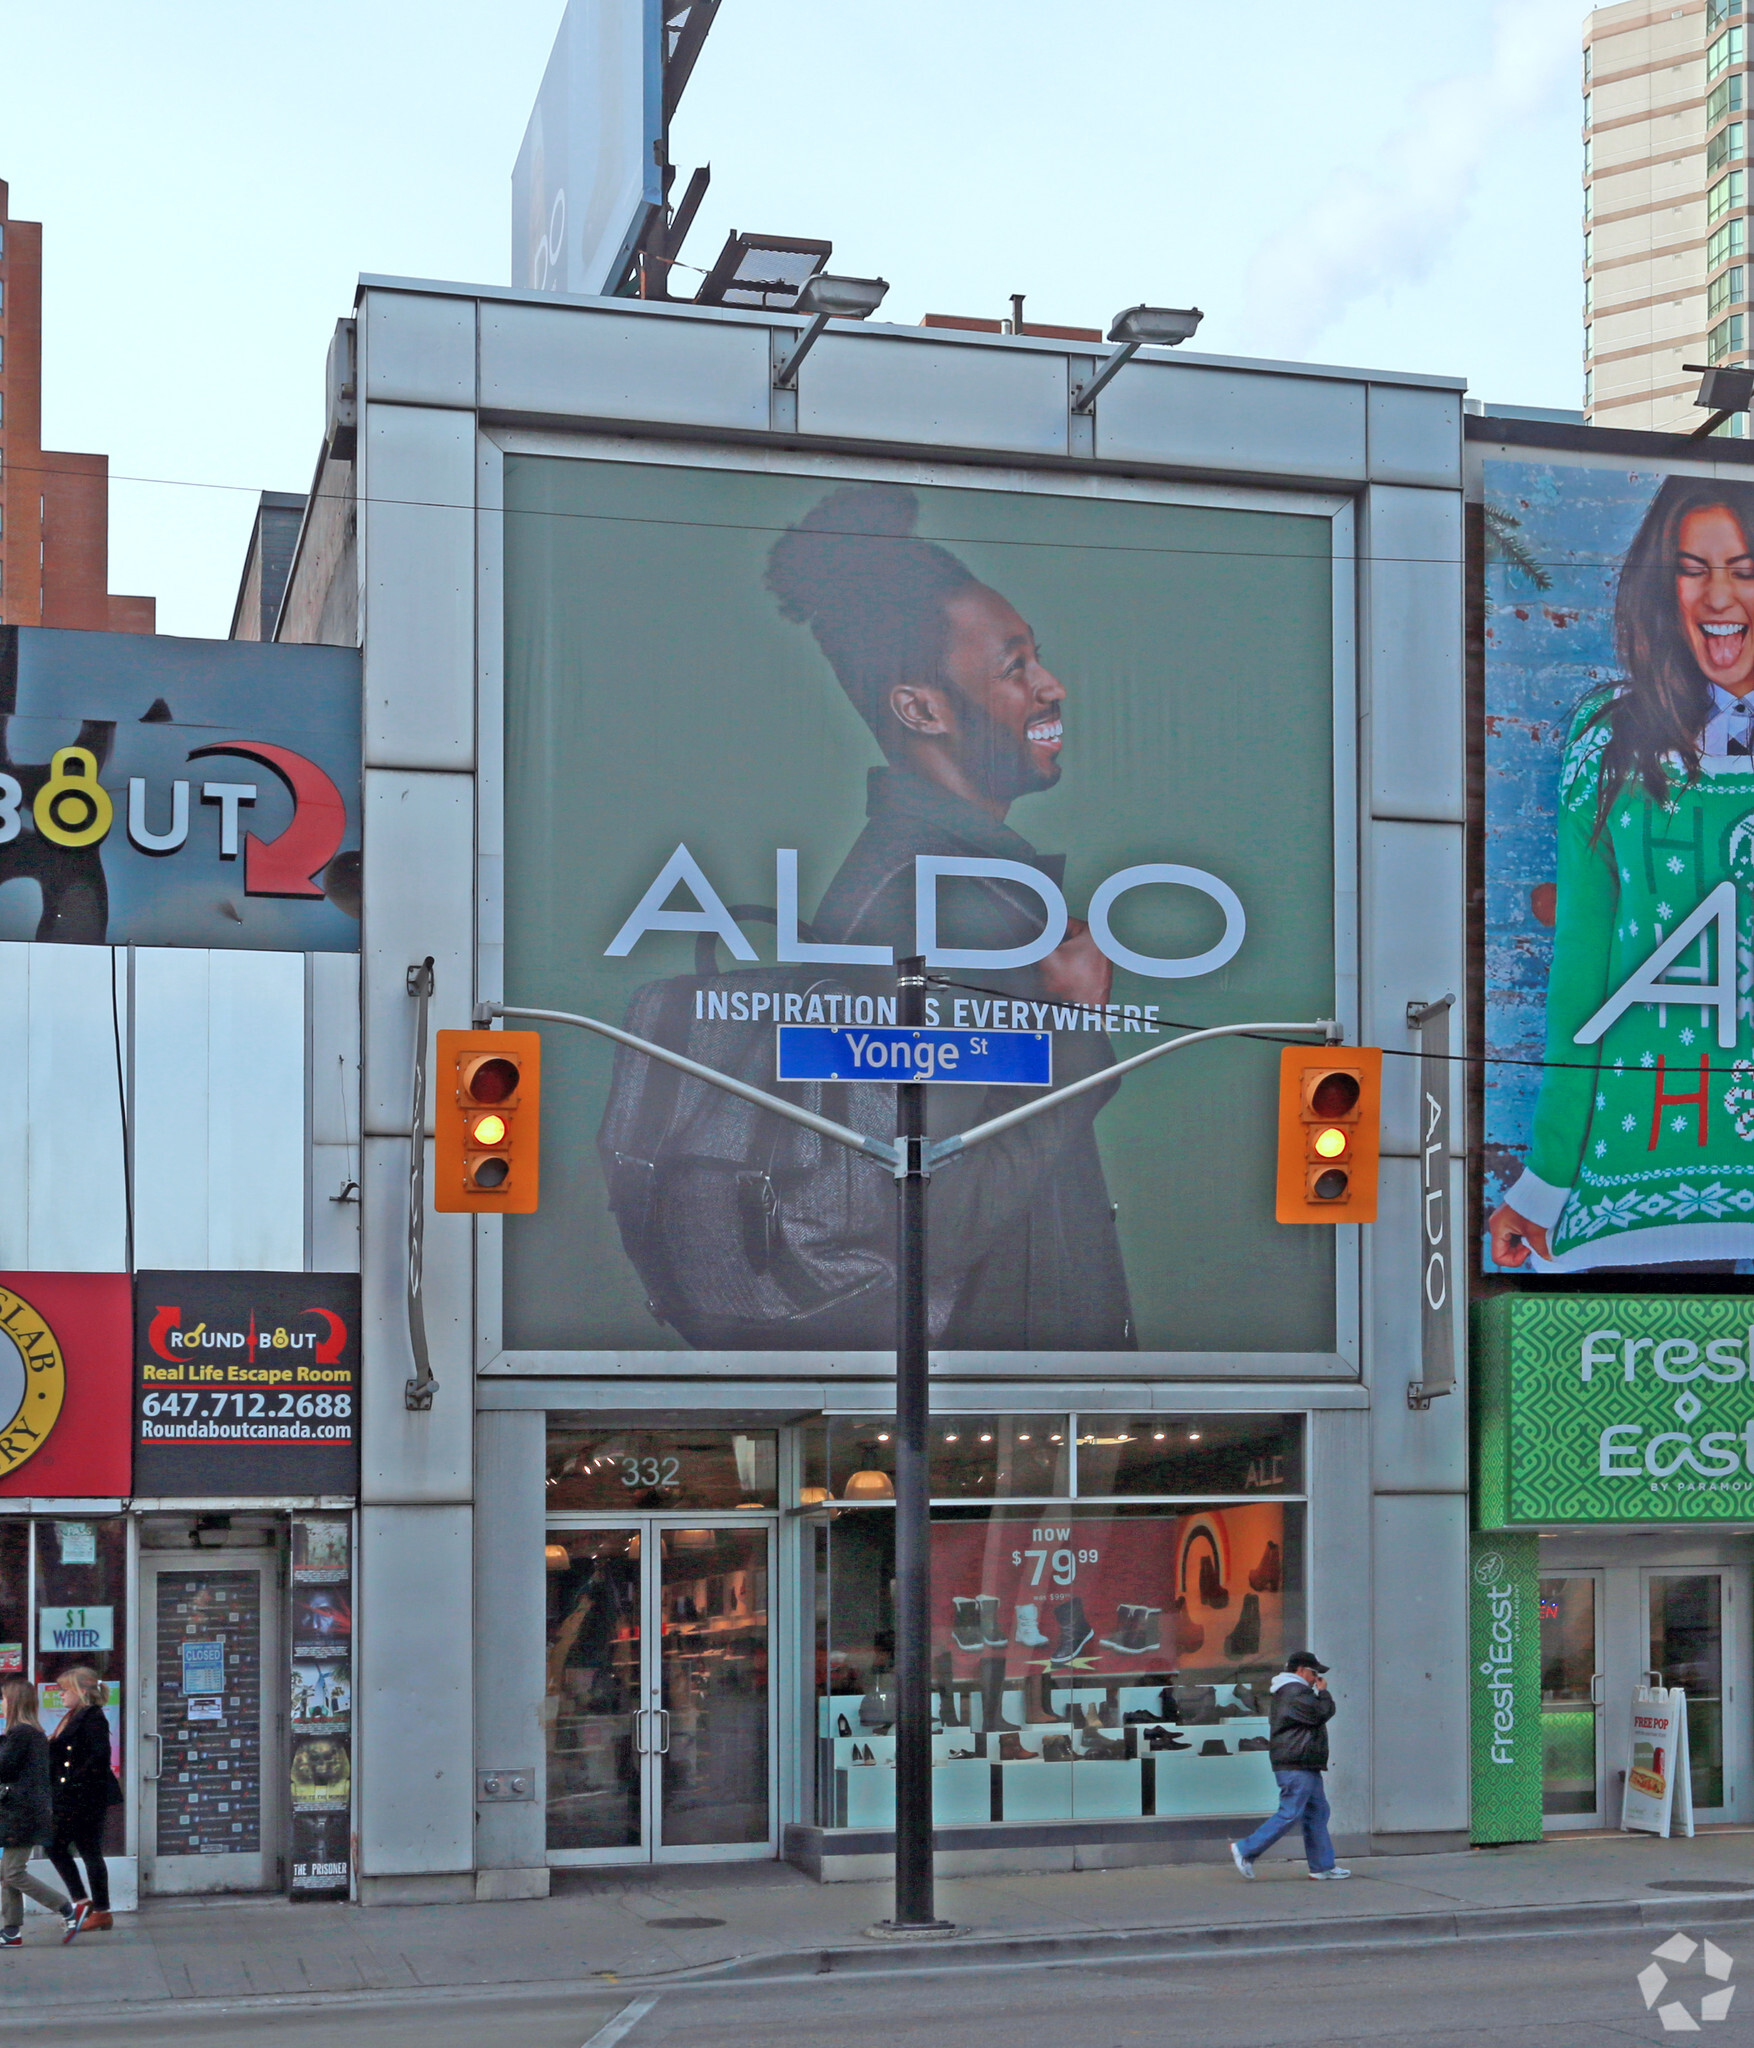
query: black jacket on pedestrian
1267 1676 1336 1771
0 1724 54 1849
49 1704 121 1834
813 767 1135 1350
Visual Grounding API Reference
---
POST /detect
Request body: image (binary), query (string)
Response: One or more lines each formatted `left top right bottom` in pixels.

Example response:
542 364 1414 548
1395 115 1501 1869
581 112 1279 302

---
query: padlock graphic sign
33 747 115 849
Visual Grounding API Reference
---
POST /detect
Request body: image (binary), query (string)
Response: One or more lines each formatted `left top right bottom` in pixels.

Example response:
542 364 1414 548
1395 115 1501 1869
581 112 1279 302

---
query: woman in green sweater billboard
1490 473 1754 1275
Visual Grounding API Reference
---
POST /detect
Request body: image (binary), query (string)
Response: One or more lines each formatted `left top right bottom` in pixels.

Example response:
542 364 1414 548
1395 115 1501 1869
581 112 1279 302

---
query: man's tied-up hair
765 484 980 744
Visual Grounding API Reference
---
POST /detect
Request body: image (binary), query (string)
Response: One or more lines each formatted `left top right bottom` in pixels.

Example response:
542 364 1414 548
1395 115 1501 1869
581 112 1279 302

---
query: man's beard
949 685 1061 803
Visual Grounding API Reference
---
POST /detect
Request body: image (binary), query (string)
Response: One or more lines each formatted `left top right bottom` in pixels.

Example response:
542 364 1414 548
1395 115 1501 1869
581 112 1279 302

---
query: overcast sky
1 0 1584 637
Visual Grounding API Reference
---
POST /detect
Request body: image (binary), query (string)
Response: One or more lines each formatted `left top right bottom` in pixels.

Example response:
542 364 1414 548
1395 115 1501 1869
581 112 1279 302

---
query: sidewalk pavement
7 1830 1754 2021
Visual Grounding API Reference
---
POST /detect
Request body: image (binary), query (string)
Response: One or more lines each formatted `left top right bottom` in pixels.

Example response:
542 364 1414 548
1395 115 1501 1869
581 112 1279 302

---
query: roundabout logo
1638 1931 1735 2030
0 1285 66 1476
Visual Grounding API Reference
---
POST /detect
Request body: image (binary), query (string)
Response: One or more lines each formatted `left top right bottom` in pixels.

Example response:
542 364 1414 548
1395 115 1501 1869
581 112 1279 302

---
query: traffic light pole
474 995 1338 1928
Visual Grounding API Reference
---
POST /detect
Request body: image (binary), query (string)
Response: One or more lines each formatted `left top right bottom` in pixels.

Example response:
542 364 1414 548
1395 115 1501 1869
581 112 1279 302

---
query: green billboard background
1468 1532 1542 1845
501 456 1337 1353
1476 1293 1754 1525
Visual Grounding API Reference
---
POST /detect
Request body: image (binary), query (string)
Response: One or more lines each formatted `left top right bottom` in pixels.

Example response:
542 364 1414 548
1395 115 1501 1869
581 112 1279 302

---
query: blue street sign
776 1025 1052 1087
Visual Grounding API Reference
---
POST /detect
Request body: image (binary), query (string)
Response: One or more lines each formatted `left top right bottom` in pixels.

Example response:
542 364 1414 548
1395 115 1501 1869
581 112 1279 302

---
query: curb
8 1891 1754 2021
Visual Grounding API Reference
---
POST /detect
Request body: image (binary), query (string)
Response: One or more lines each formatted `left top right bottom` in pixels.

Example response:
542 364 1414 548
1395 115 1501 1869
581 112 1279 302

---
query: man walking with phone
1229 1651 1350 1881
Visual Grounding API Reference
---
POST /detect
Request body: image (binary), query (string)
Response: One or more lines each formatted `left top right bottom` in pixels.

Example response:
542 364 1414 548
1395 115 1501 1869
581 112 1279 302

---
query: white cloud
1241 0 1581 356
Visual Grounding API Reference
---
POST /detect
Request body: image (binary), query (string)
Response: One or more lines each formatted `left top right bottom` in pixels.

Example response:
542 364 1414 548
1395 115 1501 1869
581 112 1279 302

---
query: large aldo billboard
501 458 1340 1356
0 627 360 950
1482 459 1754 1276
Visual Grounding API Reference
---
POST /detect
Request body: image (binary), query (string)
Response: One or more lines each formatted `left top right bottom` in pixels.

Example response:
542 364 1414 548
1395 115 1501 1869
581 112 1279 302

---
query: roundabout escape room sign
1477 1293 1754 1525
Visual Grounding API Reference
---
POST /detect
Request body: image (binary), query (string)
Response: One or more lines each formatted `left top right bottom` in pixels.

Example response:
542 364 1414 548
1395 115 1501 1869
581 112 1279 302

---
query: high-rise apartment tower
0 179 154 630
1583 0 1751 435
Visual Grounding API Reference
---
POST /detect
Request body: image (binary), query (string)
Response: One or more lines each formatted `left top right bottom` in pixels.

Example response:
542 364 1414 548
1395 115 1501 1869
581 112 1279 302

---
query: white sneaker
1229 1841 1255 1879
1307 1866 1352 1880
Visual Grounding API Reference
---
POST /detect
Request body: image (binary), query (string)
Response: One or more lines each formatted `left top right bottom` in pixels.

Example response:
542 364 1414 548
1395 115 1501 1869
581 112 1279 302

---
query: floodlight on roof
1686 360 1754 437
695 230 832 310
1070 303 1204 414
772 272 891 389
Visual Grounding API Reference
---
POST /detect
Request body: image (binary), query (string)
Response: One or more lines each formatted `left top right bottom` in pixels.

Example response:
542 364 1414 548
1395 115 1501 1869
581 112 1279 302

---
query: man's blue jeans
1234 1767 1335 1871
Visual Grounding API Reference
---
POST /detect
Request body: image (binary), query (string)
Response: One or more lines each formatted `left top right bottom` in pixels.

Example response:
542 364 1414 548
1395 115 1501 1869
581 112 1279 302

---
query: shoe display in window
1173 1683 1221 1725
1249 1540 1282 1593
1237 1736 1271 1751
1143 1725 1190 1752
1224 1592 1262 1659
978 1593 1007 1649
837 1713 852 1737
951 1597 986 1652
1040 1733 1076 1762
996 1730 1040 1761
1167 1597 1205 1656
1048 1596 1094 1665
1014 1602 1049 1647
1197 1550 1230 1611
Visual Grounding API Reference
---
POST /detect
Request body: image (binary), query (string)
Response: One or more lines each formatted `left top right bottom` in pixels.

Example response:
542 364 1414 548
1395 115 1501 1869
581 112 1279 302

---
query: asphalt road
57 1923 1754 2048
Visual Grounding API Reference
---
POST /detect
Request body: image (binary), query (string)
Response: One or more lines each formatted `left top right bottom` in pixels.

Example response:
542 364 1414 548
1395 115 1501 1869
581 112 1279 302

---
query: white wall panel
473 1410 547 1872
0 943 128 1271
798 332 1071 454
1306 1407 1373 1842
1369 1493 1470 1834
357 1503 474 1874
1363 485 1465 820
361 770 474 1136
1362 820 1465 1155
132 949 305 1272
478 301 770 432
1367 383 1463 489
361 405 476 770
363 293 476 409
1098 362 1367 481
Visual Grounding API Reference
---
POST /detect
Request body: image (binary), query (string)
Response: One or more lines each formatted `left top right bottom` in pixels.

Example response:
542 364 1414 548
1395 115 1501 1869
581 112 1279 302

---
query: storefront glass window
547 1428 778 1511
808 1417 1073 1503
29 1517 127 1849
1075 1416 1302 1498
1650 1574 1726 1812
813 1498 1304 1830
545 1527 643 1851
0 1522 24 1678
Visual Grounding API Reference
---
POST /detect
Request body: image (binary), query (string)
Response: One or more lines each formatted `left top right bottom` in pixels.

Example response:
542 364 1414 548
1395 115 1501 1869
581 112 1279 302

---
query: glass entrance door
544 1520 773 1863
1646 1570 1741 1820
1540 1573 1603 1827
139 1554 279 1894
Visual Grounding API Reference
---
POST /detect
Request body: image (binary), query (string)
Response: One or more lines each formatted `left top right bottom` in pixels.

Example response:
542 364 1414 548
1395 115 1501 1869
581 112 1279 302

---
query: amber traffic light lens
468 1156 511 1189
1312 1126 1348 1160
471 1112 508 1146
465 1056 520 1104
1311 1167 1350 1201
1309 1071 1361 1118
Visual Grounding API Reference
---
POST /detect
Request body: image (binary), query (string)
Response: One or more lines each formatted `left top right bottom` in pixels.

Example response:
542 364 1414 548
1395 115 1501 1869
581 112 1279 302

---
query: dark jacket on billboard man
771 485 1132 1349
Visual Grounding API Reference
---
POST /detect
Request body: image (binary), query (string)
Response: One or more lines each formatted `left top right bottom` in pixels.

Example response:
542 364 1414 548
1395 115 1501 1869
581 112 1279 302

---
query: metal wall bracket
405 958 438 1411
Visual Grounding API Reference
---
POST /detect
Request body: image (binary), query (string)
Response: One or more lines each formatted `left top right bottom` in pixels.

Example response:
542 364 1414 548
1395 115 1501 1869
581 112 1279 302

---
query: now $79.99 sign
133 1272 360 1497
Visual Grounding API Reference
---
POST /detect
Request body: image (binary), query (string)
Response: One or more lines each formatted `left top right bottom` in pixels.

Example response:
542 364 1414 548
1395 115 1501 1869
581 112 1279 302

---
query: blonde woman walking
0 1679 86 1945
48 1667 121 1930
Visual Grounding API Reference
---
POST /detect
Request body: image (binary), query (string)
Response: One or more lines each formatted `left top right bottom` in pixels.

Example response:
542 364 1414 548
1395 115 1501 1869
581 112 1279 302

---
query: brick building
0 178 154 631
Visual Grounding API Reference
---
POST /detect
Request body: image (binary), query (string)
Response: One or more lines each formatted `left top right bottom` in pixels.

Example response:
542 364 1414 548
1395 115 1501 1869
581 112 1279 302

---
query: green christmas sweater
1507 689 1754 1269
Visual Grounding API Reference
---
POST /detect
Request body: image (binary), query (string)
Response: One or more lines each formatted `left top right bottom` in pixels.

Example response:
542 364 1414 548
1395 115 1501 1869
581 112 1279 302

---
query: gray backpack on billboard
595 910 899 1349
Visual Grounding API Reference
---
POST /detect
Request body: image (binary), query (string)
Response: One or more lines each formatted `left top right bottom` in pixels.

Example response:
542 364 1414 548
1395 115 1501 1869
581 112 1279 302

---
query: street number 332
621 1456 681 1489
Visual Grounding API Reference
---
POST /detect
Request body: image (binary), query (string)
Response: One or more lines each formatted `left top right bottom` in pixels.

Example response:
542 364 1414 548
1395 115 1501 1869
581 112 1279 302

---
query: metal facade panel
1363 819 1464 1155
1364 1153 1468 1487
1363 486 1465 820
1097 363 1368 481
0 943 127 1271
361 405 476 770
131 948 305 1271
471 1409 547 1871
363 293 477 409
1367 382 1464 489
796 332 1071 454
1369 1492 1470 1832
478 301 770 430
360 769 474 1135
356 1502 475 1872
1305 1406 1374 1840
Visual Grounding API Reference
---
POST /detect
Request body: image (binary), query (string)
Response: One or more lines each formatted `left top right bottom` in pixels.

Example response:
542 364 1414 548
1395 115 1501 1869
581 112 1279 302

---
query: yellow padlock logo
34 747 115 849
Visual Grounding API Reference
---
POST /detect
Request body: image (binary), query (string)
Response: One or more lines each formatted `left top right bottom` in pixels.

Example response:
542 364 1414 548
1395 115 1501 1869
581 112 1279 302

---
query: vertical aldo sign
1477 1294 1754 1525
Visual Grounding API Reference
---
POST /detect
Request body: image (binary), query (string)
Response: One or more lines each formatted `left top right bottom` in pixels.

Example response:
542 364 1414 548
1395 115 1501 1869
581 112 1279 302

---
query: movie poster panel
1483 459 1754 1274
289 1514 352 1898
502 458 1339 1355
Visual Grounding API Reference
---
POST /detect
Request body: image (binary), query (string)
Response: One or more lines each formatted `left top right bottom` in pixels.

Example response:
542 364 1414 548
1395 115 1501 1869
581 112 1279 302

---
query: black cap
1285 1650 1329 1674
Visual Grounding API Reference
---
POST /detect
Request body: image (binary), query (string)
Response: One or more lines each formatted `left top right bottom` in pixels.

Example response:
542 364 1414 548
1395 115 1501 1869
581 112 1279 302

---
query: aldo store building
254 270 1476 1898
1469 413 1754 1844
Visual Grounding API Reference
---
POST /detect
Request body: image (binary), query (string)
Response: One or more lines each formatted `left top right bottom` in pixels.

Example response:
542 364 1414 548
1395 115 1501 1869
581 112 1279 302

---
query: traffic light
1275 1045 1381 1223
434 1030 541 1213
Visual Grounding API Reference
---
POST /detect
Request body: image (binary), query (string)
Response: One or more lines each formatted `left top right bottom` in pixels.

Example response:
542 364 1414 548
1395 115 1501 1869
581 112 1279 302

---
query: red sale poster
931 1504 1290 1679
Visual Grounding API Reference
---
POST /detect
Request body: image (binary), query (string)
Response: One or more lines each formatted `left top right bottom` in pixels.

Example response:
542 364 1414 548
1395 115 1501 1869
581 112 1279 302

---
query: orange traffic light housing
1275 1045 1381 1223
434 1029 541 1213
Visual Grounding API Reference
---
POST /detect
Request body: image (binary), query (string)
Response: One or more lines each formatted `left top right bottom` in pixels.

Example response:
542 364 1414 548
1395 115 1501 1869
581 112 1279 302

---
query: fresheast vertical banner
501 459 1338 1357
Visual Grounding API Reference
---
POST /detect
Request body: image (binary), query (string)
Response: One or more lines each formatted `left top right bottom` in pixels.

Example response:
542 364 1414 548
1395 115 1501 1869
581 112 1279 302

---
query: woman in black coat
46 1667 120 1928
0 1678 82 1944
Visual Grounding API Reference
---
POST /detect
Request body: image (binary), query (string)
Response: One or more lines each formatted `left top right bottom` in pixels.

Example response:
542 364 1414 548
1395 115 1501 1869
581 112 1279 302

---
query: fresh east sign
0 627 360 950
1476 1293 1754 1524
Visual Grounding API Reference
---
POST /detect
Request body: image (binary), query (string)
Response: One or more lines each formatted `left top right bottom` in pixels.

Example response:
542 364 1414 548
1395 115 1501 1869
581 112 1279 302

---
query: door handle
633 1708 649 1755
142 1730 163 1781
1590 1673 1604 1706
655 1708 670 1755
